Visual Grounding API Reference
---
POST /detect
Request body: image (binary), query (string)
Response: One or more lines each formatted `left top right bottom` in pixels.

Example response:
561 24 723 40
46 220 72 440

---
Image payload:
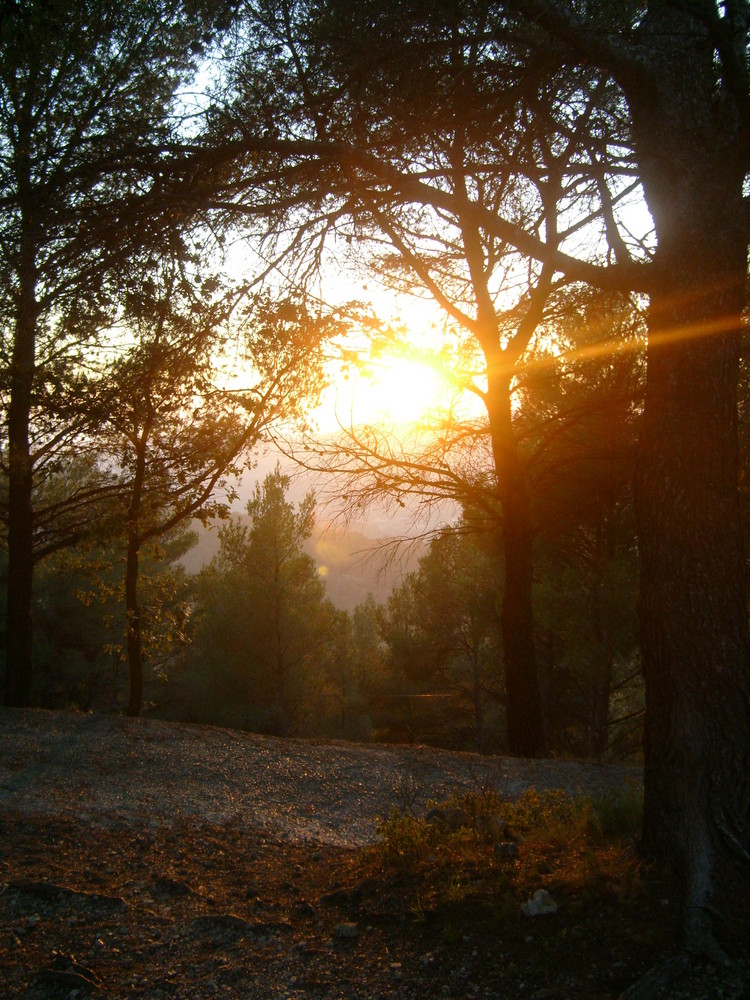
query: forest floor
0 708 747 999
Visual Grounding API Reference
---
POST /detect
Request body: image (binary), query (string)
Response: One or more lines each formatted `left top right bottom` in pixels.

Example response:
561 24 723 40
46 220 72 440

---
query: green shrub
584 785 643 840
375 810 438 865
375 783 643 869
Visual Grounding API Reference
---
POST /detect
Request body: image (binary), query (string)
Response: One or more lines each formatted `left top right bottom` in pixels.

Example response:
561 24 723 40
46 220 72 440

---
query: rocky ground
0 708 746 999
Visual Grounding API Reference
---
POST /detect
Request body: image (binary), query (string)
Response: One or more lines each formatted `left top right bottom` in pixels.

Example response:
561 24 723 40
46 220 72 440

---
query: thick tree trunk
488 371 544 757
5 221 38 707
636 266 750 953
627 9 750 951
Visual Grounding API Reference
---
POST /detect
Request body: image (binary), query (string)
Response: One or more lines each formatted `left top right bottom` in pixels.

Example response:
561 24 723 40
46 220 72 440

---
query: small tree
380 526 502 751
30 524 194 713
190 468 336 735
95 257 330 716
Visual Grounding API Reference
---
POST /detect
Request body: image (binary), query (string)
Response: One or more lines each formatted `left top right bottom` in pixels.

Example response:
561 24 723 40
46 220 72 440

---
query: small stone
521 889 558 917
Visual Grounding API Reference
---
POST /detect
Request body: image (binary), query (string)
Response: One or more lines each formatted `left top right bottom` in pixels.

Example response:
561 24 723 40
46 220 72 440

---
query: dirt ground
0 709 746 999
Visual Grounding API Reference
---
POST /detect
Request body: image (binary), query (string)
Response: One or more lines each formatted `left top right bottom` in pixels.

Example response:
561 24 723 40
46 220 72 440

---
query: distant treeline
0 462 645 761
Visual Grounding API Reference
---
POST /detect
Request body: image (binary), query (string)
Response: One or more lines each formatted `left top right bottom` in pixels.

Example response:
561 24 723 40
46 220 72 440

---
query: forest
1 0 749 970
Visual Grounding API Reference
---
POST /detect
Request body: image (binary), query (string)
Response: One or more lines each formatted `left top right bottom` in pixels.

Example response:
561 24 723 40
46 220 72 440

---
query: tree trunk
5 216 38 707
588 670 611 761
456 156 546 758
627 8 750 952
488 370 544 757
470 647 485 752
636 273 750 953
588 567 612 760
125 433 149 718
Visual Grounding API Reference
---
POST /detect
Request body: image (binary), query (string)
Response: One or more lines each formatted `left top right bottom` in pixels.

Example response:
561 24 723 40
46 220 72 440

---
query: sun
363 354 449 423
316 350 451 431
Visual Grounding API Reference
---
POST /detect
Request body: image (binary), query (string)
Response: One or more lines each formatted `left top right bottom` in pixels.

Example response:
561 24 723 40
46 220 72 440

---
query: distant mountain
306 525 426 610
180 518 427 611
178 446 455 609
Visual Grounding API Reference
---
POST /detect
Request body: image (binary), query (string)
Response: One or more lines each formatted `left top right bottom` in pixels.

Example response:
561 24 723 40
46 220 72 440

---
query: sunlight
315 349 452 431
362 353 449 423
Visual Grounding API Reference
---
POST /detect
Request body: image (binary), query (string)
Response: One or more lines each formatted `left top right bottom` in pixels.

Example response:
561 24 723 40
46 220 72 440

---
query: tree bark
637 267 750 955
5 210 39 706
627 6 750 954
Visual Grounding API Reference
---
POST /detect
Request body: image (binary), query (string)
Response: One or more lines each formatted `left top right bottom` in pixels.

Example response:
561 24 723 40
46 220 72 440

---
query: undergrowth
365 783 676 996
364 784 745 996
373 784 644 867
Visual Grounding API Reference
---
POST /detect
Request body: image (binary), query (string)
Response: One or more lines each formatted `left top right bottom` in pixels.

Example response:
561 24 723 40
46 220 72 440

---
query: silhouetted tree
0 0 234 705
380 526 502 751
94 252 330 716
